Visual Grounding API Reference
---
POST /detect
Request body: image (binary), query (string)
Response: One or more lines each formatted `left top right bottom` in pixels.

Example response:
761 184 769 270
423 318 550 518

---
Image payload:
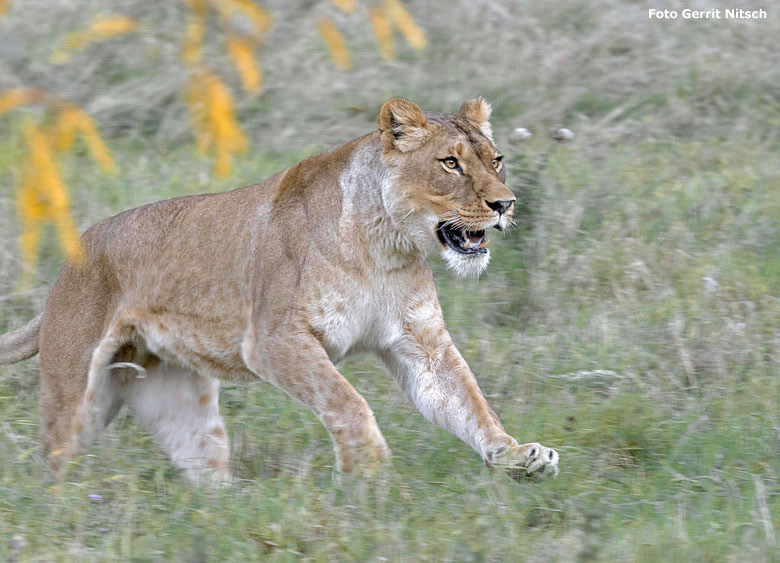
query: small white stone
8 534 26 560
509 127 532 144
702 276 718 293
552 128 575 141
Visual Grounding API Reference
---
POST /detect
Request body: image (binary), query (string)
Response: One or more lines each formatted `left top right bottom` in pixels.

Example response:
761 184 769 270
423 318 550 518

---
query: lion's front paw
490 442 559 480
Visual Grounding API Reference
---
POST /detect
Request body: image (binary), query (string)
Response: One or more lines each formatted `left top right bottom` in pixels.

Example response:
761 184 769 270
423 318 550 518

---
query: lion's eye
492 156 503 170
443 157 458 169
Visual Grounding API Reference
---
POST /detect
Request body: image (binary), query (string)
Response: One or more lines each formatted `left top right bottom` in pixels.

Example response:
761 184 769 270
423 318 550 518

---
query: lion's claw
491 442 559 480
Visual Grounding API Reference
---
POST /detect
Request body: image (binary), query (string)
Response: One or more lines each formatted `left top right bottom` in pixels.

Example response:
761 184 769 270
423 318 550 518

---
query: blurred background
0 0 778 560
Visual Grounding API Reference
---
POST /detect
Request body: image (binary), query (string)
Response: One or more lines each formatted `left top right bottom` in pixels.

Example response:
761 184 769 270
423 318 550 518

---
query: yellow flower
329 0 356 13
182 1 269 95
186 70 247 177
226 35 263 93
52 106 79 152
383 0 426 50
53 105 116 173
220 0 272 40
0 88 44 115
17 120 85 284
57 15 137 56
317 18 352 71
0 91 115 283
181 0 208 64
89 15 138 36
370 7 395 60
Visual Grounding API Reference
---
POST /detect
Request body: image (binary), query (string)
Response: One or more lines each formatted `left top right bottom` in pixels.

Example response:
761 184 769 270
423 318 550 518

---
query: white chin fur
442 247 491 279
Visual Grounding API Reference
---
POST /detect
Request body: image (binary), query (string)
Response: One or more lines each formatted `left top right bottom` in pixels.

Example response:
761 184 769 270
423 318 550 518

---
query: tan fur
459 96 494 141
0 98 558 482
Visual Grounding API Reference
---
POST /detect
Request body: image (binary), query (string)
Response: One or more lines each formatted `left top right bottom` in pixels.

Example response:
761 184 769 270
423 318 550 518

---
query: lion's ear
459 96 494 142
378 98 430 152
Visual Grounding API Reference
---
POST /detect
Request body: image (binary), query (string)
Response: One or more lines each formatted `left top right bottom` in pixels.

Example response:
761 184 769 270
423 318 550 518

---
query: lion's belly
116 308 254 381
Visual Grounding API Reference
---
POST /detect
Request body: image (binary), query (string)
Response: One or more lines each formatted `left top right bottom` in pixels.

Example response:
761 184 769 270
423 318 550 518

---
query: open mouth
436 222 488 255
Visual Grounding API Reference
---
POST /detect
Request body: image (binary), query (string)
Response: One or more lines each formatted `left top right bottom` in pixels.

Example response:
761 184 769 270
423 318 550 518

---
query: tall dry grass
0 0 776 150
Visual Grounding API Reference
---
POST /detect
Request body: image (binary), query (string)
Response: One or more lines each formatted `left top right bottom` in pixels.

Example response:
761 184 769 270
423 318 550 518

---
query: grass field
1 1 779 561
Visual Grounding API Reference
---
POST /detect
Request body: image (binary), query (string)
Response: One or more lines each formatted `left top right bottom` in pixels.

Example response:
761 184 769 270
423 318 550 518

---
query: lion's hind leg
120 362 231 485
45 334 127 478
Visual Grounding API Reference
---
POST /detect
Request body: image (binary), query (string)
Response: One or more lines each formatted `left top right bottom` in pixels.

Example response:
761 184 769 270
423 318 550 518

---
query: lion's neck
338 136 425 271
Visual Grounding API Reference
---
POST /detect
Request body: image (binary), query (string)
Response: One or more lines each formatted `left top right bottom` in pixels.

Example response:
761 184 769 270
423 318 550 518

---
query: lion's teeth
463 240 471 249
479 240 489 248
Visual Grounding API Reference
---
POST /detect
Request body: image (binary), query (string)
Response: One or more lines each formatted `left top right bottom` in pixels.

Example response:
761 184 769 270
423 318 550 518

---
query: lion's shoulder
271 133 378 205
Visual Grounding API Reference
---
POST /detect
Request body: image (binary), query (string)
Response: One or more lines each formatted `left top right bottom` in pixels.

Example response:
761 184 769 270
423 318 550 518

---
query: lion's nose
485 199 515 215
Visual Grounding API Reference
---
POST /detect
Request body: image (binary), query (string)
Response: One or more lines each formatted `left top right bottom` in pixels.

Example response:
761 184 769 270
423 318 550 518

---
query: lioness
0 97 558 483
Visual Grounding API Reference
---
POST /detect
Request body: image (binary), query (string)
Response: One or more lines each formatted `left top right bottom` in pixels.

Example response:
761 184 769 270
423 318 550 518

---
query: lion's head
377 97 515 278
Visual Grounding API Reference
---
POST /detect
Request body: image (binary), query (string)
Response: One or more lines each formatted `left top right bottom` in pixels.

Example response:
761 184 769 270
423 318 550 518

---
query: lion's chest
307 280 398 363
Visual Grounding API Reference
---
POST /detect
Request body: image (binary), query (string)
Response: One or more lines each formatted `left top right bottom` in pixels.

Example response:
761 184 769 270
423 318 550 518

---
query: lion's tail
0 313 42 365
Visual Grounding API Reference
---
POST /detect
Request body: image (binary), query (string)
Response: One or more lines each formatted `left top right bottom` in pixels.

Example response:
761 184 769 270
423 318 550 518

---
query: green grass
1 132 778 561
